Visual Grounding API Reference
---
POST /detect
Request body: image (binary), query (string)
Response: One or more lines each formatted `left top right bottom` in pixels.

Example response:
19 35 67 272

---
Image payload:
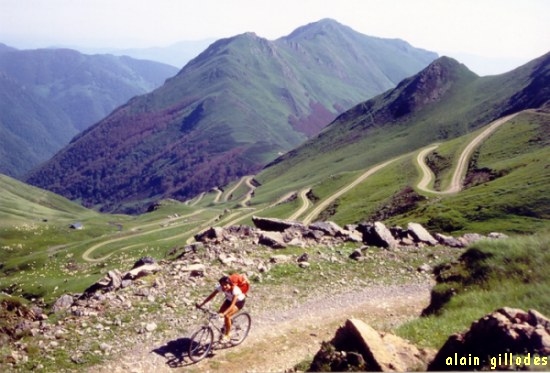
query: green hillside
0 174 94 225
2 106 548 305
5 52 549 306
254 54 550 233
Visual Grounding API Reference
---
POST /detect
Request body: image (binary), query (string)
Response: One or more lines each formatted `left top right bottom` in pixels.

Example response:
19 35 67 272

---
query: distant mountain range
25 19 438 213
78 39 216 69
0 44 178 177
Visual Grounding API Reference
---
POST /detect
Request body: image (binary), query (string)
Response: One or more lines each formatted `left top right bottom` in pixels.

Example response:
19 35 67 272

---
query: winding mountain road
223 175 253 202
417 112 519 194
85 113 524 372
82 210 205 262
302 158 402 224
81 113 520 262
287 188 311 221
299 112 520 222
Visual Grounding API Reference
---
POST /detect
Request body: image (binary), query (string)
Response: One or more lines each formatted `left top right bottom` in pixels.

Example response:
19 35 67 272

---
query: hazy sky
1 0 549 75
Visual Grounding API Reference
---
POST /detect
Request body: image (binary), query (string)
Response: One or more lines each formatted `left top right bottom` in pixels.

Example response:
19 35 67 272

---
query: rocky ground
2 220 468 372
92 281 433 373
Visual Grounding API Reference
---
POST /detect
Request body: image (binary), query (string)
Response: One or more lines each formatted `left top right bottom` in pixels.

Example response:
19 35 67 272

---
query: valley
0 24 548 370
2 107 549 371
23 19 439 213
71 109 533 266
1 108 548 297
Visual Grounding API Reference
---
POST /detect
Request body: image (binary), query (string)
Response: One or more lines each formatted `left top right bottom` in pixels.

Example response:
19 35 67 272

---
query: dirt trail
417 113 519 194
239 176 257 207
85 113 523 371
82 210 205 262
93 281 432 373
212 188 223 203
287 188 311 221
224 175 251 202
416 144 440 193
302 157 403 224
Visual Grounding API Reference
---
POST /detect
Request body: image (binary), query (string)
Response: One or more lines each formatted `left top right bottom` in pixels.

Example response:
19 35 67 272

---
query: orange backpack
229 273 250 295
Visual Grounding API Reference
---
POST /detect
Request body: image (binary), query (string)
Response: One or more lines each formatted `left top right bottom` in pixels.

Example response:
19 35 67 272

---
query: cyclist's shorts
223 299 245 310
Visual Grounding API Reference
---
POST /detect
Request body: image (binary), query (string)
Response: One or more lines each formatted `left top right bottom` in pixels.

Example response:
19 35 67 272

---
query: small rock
145 322 157 332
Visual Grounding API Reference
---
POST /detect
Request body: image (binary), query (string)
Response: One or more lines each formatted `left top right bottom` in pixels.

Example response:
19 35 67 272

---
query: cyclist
196 275 246 342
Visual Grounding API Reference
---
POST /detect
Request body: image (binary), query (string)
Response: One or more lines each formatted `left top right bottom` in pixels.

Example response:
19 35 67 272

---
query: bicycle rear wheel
188 326 214 362
230 312 251 346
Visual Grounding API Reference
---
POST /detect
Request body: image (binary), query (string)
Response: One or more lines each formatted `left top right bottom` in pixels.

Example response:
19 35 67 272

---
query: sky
1 0 549 75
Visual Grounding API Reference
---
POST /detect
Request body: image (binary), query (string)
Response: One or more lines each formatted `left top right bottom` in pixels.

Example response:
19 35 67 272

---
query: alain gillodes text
445 352 548 369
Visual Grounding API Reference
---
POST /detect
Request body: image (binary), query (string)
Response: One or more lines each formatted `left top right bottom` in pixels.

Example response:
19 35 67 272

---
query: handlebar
195 305 220 319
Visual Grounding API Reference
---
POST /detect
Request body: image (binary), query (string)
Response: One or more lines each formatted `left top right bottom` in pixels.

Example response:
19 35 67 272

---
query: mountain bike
188 306 252 362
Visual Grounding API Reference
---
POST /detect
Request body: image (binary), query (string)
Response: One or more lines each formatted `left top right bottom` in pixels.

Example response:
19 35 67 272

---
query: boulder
252 216 305 232
349 248 363 260
226 224 256 237
434 233 465 248
357 221 398 249
81 269 124 298
458 233 485 246
258 231 287 248
309 221 345 237
305 229 325 241
132 256 156 269
310 318 433 371
428 307 550 370
123 263 161 280
194 226 228 242
343 229 364 243
297 253 309 263
407 222 438 246
52 294 75 313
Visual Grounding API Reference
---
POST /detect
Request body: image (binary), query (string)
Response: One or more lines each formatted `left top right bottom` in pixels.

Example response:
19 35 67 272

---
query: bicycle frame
188 307 252 363
199 308 225 339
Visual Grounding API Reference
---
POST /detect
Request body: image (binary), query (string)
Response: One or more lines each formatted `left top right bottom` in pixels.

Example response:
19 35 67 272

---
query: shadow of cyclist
152 337 195 368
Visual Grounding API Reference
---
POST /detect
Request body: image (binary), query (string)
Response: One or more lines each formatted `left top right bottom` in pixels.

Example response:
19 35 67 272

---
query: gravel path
92 280 432 373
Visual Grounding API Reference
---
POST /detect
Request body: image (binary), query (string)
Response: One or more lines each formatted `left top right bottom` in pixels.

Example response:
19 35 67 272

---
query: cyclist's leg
218 299 231 314
220 300 244 337
223 305 238 337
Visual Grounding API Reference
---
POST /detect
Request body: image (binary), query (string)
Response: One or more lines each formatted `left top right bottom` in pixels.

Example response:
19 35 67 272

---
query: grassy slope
3 109 548 302
0 174 95 225
0 113 549 372
386 110 550 234
397 231 550 350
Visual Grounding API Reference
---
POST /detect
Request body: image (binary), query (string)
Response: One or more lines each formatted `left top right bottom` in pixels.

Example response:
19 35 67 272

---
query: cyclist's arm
197 290 218 308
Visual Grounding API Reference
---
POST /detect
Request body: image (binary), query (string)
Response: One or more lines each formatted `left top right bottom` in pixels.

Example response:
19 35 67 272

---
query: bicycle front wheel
230 312 251 346
188 326 214 362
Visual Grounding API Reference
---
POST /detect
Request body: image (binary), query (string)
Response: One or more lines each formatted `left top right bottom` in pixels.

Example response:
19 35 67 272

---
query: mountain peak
386 56 477 117
283 18 350 40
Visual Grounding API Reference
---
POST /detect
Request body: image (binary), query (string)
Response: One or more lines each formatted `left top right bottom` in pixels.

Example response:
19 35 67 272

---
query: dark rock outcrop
428 307 550 371
251 216 306 232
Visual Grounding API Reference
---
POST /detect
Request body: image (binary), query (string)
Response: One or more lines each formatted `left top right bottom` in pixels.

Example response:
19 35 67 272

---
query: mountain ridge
25 19 438 213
